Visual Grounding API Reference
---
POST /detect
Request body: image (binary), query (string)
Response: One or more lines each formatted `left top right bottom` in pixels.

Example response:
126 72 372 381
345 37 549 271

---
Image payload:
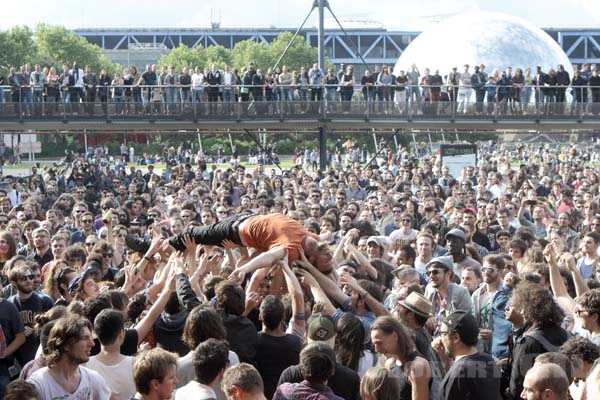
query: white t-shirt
177 350 239 400
86 355 136 400
175 380 217 400
389 229 418 250
28 366 111 400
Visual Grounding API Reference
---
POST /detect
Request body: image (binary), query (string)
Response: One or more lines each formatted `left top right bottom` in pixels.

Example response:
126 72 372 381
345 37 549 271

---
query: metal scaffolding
75 27 600 66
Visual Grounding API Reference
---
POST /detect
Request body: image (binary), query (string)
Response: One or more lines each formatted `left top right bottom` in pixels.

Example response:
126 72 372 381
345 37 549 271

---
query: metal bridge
75 27 600 67
1 99 598 132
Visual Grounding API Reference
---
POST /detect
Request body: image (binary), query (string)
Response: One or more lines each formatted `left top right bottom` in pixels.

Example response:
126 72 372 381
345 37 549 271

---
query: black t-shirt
0 299 24 376
91 328 138 356
141 71 157 86
440 352 500 400
9 293 53 366
255 332 302 398
278 362 360 400
395 76 408 91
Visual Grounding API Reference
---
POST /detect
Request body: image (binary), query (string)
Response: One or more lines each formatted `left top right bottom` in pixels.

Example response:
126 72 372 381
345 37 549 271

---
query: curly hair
46 316 92 367
215 281 245 316
560 336 600 365
182 305 227 350
576 288 600 318
513 282 565 328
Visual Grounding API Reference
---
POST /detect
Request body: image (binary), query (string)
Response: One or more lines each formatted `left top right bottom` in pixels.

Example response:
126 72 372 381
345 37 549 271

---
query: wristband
144 255 152 261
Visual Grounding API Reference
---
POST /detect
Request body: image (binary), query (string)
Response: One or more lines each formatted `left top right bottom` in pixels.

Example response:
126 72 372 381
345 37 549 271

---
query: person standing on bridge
309 63 324 114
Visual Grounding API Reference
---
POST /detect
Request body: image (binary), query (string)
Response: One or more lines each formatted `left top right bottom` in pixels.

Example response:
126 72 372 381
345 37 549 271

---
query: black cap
442 311 479 345
125 234 151 253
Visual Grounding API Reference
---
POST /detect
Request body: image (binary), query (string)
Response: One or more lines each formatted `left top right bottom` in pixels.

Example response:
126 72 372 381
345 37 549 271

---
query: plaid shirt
273 380 344 400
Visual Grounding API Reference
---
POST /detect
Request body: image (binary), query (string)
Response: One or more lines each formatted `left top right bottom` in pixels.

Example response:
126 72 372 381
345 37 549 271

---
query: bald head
522 363 569 400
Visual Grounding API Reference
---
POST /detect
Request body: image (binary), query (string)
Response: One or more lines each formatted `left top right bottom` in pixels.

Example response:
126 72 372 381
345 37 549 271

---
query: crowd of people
2 61 600 118
0 137 599 400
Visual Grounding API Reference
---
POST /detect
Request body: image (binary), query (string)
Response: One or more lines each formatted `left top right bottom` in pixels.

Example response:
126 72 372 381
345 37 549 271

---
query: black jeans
169 212 255 251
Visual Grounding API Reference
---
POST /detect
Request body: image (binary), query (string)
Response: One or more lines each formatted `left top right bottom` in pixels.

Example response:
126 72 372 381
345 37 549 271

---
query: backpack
523 327 570 353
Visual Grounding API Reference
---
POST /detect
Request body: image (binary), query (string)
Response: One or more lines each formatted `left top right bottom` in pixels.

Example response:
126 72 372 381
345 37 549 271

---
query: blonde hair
133 348 178 395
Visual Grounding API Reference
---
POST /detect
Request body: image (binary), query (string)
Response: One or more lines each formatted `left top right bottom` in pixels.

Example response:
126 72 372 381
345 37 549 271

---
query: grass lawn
1 158 301 174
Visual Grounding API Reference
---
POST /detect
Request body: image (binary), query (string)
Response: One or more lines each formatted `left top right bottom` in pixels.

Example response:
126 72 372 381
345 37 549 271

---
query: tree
231 40 272 71
204 45 233 67
0 26 38 69
34 24 115 73
267 32 317 72
157 45 207 71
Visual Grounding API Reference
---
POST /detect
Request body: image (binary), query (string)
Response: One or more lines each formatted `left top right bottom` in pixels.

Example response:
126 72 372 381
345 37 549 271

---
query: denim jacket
471 283 512 361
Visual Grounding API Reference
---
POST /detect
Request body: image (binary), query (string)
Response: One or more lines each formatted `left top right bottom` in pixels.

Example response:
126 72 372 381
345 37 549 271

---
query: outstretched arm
340 272 390 317
296 268 336 315
281 258 306 338
345 241 378 280
228 246 286 284
296 249 348 306
134 258 177 345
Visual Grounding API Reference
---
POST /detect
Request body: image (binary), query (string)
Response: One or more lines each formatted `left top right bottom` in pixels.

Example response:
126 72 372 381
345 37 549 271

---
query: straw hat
398 292 433 318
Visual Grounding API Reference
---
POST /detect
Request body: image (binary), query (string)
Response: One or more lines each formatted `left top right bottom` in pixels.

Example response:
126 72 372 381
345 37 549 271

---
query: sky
0 0 599 32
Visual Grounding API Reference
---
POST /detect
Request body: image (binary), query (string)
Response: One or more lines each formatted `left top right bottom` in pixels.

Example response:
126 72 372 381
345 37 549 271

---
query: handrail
0 84 597 90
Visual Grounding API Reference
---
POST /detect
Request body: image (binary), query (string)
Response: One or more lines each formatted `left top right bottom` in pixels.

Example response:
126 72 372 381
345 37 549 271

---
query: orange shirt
239 214 318 263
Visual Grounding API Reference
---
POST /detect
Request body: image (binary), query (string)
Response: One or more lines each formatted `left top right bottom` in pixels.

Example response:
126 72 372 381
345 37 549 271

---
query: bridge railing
0 84 598 122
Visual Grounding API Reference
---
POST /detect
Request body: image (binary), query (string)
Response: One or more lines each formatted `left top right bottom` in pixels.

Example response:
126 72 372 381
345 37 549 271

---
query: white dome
394 11 574 76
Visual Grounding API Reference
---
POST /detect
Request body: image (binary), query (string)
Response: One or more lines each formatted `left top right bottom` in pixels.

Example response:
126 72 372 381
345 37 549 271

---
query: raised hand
295 267 318 288
181 234 198 254
339 272 360 292
221 239 239 250
297 248 315 270
228 268 247 285
245 291 262 311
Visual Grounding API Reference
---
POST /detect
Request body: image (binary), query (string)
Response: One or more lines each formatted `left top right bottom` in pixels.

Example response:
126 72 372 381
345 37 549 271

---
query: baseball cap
425 256 454 271
445 228 466 242
463 208 476 216
366 236 384 248
442 311 479 345
307 313 336 343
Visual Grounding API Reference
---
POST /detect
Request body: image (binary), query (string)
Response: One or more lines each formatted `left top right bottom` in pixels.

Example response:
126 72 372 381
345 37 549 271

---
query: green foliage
34 24 115 73
0 26 37 69
157 45 206 71
231 40 272 71
204 45 233 67
162 32 318 74
0 25 319 77
268 32 317 71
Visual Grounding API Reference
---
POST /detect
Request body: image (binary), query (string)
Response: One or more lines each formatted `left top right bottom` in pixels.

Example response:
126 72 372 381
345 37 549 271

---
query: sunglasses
117 234 127 238
481 267 499 274
102 253 113 258
19 274 35 281
426 269 444 276
85 242 96 247
82 219 93 223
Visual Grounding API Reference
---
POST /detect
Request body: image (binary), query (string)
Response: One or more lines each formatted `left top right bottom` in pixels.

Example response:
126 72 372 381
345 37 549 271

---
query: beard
16 282 34 294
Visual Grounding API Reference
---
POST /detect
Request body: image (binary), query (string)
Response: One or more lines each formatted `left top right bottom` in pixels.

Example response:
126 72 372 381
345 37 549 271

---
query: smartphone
527 200 537 206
